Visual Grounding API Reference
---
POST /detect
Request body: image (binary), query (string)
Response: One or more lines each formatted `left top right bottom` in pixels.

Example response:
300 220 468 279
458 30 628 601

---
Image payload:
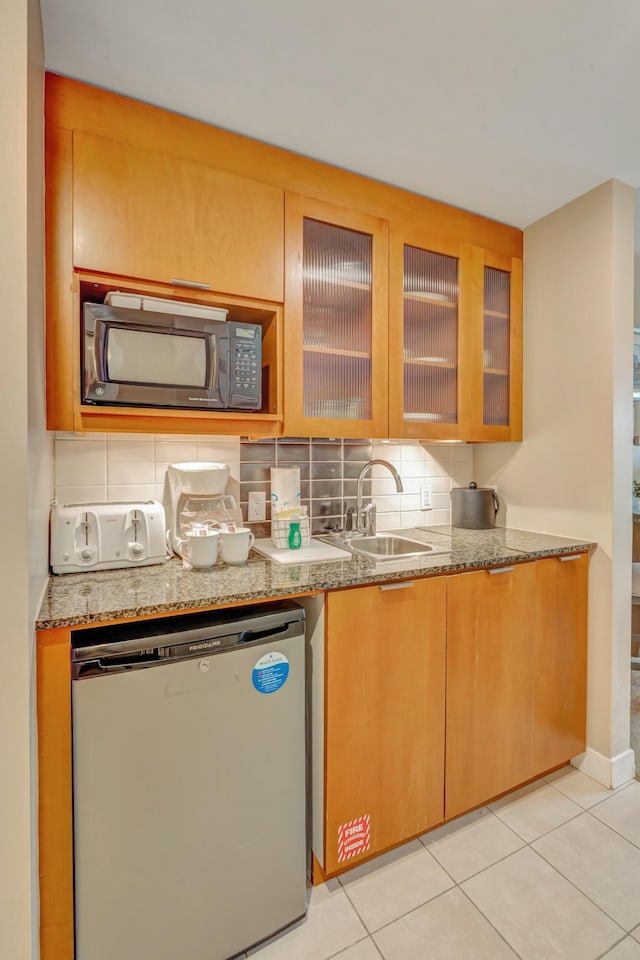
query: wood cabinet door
445 562 536 819
284 193 389 438
465 246 523 442
73 131 284 302
388 226 468 440
324 578 446 874
532 553 588 772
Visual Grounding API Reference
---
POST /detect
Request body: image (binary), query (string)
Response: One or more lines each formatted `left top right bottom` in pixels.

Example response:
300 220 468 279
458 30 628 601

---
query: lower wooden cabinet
445 561 537 819
532 553 588 772
323 578 447 874
320 553 588 876
445 554 588 820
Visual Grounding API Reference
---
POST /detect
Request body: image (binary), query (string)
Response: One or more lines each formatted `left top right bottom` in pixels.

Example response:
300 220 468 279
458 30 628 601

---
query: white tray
105 291 228 321
253 538 351 565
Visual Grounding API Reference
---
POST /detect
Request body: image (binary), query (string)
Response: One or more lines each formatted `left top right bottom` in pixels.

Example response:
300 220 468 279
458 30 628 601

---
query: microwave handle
210 334 219 392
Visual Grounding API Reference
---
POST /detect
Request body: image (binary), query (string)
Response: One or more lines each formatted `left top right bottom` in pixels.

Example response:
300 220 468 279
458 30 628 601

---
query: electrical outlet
248 491 266 522
420 483 432 510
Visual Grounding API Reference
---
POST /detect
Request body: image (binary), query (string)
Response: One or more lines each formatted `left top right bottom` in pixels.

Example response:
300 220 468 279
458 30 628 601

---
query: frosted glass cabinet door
470 249 523 442
284 195 389 438
389 229 466 439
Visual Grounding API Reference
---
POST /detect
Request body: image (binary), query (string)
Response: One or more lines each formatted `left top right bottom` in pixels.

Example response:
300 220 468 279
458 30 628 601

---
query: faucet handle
344 506 357 533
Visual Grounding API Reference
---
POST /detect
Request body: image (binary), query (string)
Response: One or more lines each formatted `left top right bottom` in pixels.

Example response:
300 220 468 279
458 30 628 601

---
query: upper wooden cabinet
467 246 523 442
389 231 522 441
284 195 389 438
46 124 284 436
73 131 284 303
45 74 523 438
285 206 523 441
389 228 466 439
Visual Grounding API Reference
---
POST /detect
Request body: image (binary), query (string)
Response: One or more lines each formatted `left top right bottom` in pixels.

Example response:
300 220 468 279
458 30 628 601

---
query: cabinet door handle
379 581 415 591
559 554 582 562
170 278 211 290
488 566 514 575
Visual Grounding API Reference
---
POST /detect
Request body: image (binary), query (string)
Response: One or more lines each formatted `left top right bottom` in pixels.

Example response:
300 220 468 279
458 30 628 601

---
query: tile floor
245 768 640 960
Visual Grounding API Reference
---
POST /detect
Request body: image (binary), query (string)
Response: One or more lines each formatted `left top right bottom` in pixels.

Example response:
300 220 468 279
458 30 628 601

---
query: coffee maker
163 462 242 558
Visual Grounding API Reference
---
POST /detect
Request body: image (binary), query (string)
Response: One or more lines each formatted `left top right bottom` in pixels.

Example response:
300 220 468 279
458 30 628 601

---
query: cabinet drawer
73 131 284 303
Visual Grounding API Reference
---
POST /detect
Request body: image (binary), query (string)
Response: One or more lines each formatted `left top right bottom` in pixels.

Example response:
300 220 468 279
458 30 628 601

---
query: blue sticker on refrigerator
252 651 290 694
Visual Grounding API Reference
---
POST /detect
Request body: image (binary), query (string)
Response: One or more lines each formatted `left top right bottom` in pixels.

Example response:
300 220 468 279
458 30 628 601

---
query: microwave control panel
230 323 262 409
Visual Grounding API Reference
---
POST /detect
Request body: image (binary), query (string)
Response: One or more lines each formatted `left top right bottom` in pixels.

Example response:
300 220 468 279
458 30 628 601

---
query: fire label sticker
252 651 289 694
337 814 371 863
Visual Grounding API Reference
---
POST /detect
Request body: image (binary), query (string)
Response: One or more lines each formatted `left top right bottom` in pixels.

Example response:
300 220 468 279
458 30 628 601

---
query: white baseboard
572 747 636 788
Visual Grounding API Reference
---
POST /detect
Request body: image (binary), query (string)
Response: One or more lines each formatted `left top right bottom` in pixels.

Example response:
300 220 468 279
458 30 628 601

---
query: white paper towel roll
270 467 301 511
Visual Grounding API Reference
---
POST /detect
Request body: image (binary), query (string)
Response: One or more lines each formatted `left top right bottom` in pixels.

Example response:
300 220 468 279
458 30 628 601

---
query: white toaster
50 500 167 574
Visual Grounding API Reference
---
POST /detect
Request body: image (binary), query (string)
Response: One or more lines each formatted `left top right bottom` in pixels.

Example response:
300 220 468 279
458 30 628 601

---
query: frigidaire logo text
188 640 221 651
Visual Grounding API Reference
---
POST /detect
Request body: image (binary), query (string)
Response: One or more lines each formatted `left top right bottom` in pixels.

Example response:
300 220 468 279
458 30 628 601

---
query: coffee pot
163 462 242 559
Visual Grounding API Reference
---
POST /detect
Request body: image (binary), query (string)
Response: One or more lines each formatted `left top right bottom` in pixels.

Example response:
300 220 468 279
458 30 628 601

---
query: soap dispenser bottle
288 516 302 550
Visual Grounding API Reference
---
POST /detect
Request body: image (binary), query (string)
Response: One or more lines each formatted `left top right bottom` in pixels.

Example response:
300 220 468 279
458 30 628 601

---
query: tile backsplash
54 433 474 535
54 433 242 507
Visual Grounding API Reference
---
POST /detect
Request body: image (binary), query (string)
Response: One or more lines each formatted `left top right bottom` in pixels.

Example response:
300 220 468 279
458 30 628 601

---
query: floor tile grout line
339 840 528 959
335 875 379 937
459 788 640 943
457 840 626 958
455 883 527 960
368 936 386 960
337 843 458 939
584 802 640 852
551 776 638 813
324 932 382 960
530 831 636 936
451 823 599 960
510 799 636 938
377 808 622 950
593 932 631 960
427 836 527 886
489 805 585 844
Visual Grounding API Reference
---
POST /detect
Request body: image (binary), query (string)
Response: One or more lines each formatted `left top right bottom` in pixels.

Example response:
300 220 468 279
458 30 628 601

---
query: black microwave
82 302 262 411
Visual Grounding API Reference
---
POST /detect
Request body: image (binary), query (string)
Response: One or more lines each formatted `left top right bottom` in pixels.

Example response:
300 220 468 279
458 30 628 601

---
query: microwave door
84 318 224 409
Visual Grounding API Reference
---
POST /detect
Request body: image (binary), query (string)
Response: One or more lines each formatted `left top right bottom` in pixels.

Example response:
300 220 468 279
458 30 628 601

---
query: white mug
219 527 255 565
181 529 220 569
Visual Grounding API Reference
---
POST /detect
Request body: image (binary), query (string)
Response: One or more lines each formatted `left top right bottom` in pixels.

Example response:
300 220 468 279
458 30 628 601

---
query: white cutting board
253 538 351 565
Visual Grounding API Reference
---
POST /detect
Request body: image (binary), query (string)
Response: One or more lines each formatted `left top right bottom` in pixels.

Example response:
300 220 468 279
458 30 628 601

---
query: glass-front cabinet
284 195 389 438
469 247 523 441
389 228 467 439
285 194 522 442
389 233 522 441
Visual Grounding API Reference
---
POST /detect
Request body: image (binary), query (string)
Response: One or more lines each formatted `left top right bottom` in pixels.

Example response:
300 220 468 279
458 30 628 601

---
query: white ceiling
40 0 640 229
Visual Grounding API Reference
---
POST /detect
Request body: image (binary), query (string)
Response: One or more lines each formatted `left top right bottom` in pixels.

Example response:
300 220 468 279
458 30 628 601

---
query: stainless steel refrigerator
71 602 307 959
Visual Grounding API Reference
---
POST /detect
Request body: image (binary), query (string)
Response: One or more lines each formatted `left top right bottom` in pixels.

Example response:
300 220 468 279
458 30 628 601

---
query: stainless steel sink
317 533 449 562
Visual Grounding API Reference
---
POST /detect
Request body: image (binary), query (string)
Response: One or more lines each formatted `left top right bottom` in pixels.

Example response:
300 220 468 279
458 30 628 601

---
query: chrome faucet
354 459 403 537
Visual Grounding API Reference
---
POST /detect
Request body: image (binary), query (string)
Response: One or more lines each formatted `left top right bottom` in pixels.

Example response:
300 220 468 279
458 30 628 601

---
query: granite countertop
36 526 596 630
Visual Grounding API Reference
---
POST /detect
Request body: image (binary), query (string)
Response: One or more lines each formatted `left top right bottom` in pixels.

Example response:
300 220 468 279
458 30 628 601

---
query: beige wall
1 0 49 957
28 0 50 623
476 180 635 785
